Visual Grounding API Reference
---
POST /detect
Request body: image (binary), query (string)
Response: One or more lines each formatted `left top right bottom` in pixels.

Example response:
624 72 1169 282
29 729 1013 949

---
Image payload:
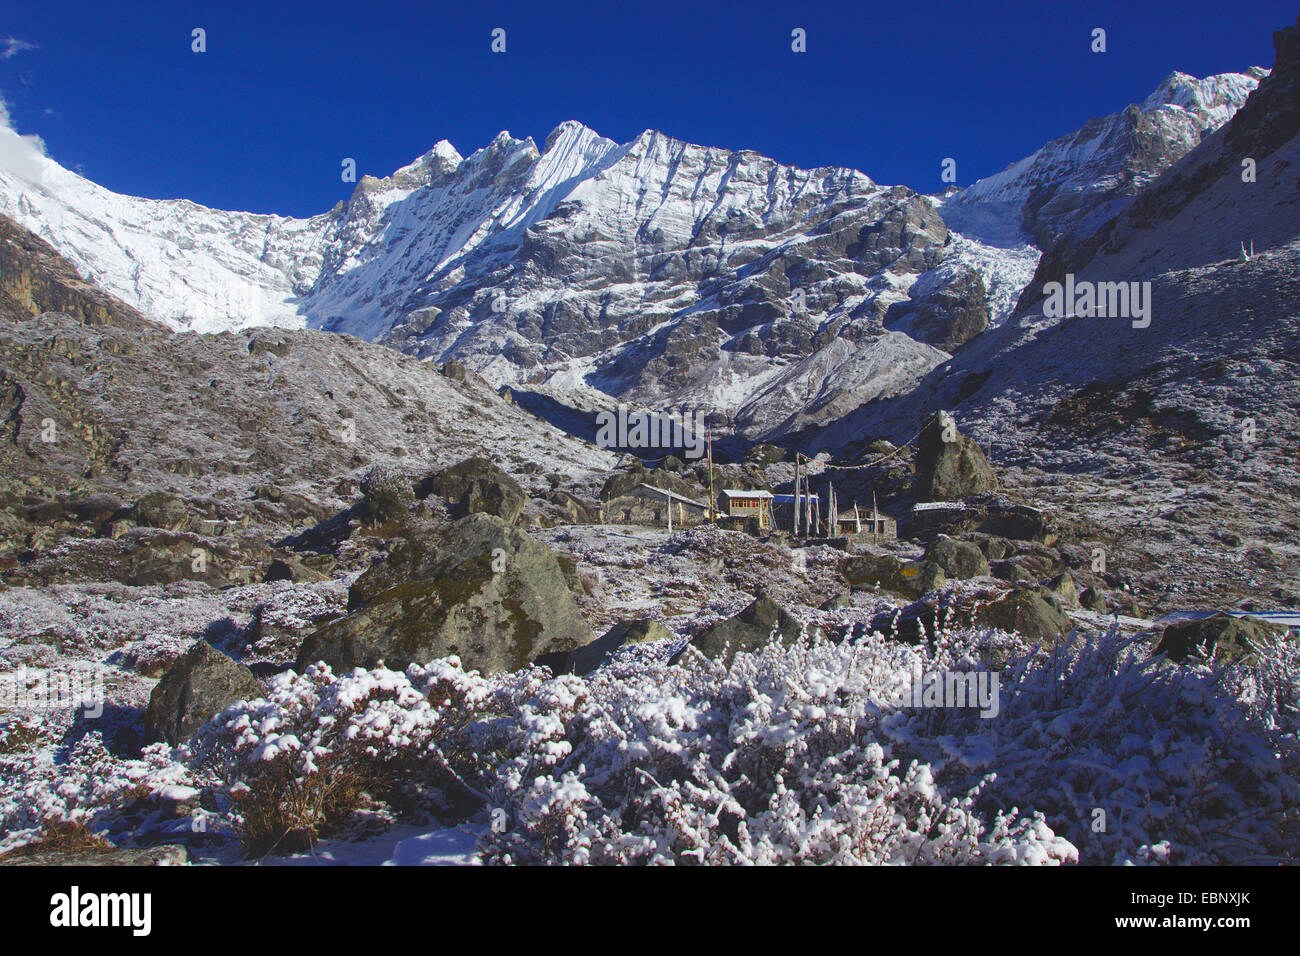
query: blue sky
0 0 1292 217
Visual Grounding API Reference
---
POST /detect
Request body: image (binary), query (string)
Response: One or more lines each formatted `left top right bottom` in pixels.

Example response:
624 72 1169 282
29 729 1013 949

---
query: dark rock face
297 514 593 675
685 594 807 664
415 457 525 525
132 491 189 531
912 412 998 502
1153 613 1285 664
144 641 263 745
0 213 160 332
885 265 990 352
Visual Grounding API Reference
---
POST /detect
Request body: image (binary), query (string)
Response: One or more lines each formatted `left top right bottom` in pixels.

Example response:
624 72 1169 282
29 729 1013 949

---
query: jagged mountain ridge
944 68 1266 250
0 69 1263 440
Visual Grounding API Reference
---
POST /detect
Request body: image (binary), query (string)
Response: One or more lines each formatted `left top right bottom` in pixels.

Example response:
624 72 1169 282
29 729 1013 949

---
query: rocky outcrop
841 552 946 598
0 214 160 332
1152 613 1285 664
415 457 525 524
297 514 593 674
541 618 674 676
912 411 998 502
885 265 990 352
925 536 990 579
871 585 1074 645
144 641 263 745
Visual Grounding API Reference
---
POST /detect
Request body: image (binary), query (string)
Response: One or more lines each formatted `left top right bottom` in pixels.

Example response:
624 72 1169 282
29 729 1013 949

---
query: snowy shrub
476 635 1074 865
876 631 1300 864
44 618 1294 865
185 635 1076 864
0 733 194 855
188 660 513 854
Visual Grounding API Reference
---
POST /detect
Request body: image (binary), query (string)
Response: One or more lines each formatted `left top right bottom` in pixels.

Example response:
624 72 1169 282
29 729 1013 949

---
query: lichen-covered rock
841 552 945 598
872 584 1073 645
925 536 990 580
415 456 524 524
979 588 1074 642
1153 613 1284 665
359 464 414 522
132 491 189 530
144 641 263 745
297 513 593 674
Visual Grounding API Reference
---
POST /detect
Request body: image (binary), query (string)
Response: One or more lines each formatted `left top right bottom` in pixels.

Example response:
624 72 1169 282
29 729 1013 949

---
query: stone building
602 483 711 529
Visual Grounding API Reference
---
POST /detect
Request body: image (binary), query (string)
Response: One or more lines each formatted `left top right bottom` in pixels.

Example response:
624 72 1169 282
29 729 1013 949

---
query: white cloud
1 37 38 59
0 93 51 184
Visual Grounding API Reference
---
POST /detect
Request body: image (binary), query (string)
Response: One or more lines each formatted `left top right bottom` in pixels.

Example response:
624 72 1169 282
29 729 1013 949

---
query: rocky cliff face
0 214 159 332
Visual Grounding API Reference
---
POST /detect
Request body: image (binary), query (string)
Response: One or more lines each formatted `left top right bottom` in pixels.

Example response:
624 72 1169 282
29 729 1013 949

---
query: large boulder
979 588 1074 642
415 457 525 525
359 465 414 523
913 411 997 502
683 595 807 665
925 537 989 580
297 514 594 675
1152 613 1284 665
871 585 1074 646
144 641 263 745
841 553 946 598
132 491 189 531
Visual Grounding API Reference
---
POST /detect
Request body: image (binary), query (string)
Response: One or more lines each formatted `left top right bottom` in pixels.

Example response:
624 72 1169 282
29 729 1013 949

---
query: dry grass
233 758 371 857
0 818 114 861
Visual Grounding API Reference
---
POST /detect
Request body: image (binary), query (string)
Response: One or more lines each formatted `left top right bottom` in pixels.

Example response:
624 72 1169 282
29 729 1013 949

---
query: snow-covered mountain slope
945 68 1265 250
0 124 326 333
0 64 1263 440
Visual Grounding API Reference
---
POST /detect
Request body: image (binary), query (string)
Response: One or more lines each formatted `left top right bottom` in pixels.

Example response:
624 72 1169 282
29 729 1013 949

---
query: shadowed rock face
297 513 593 675
144 641 263 745
885 265 990 352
